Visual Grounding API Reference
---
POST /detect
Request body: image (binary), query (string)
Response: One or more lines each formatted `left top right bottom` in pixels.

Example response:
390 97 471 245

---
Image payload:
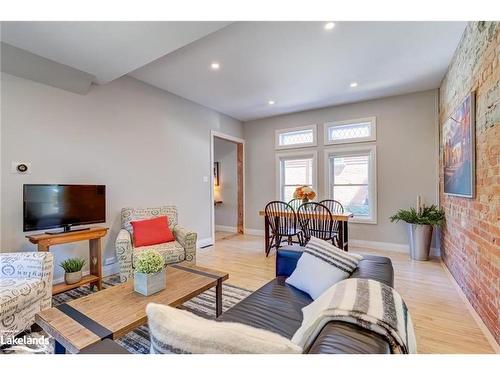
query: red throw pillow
131 216 175 247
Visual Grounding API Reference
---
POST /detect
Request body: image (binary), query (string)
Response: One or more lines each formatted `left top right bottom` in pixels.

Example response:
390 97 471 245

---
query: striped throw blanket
292 278 417 354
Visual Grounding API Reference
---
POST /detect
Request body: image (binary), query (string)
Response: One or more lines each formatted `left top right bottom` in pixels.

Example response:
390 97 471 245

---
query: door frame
210 130 245 245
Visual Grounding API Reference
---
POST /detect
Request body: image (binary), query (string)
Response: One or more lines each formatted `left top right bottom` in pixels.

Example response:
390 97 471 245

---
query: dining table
258 209 353 252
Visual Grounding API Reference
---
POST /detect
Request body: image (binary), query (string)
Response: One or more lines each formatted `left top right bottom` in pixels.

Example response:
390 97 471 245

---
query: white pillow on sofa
146 303 302 354
285 237 363 299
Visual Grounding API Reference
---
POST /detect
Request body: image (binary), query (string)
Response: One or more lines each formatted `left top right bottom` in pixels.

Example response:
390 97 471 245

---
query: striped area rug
51 275 253 354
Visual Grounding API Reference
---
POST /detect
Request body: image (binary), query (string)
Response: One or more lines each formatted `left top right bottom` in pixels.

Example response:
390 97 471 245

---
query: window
325 145 377 223
275 124 317 150
324 117 376 145
276 151 317 202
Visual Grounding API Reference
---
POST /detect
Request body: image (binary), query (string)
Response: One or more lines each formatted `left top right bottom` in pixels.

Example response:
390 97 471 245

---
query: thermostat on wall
11 162 31 174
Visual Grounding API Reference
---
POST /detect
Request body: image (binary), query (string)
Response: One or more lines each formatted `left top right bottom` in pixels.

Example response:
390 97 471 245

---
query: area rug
2 275 252 354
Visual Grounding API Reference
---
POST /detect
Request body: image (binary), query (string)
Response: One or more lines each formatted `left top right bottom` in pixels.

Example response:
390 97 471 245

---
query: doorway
210 131 245 245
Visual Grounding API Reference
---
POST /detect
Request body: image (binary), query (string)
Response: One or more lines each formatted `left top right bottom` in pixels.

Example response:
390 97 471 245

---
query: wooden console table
26 227 109 295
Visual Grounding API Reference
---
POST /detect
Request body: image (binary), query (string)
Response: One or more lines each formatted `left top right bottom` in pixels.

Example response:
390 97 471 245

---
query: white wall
243 90 439 247
214 137 237 230
0 72 242 281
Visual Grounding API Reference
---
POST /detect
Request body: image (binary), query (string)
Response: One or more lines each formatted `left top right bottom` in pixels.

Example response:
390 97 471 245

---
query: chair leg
266 234 275 257
288 236 293 245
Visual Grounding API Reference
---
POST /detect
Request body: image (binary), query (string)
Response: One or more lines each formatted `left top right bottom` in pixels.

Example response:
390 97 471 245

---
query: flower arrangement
135 250 165 274
293 185 316 203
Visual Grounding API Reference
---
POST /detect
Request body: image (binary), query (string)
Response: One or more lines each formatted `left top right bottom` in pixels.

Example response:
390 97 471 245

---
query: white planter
65 270 82 285
134 269 166 296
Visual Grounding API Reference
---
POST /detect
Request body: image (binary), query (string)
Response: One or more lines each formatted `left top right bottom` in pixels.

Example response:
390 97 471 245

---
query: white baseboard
440 261 500 353
347 239 440 256
197 237 213 248
241 230 440 256
215 225 238 233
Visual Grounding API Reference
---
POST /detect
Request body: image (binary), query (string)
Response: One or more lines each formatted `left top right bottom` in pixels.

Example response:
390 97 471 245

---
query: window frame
275 124 318 150
324 144 377 224
323 117 376 145
275 149 318 201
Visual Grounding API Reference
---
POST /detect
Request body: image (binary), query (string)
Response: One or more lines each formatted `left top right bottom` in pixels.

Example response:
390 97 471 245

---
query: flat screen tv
23 184 106 233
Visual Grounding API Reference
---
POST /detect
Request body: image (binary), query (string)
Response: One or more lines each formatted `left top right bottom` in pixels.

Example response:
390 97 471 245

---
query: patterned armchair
115 206 197 282
0 252 54 341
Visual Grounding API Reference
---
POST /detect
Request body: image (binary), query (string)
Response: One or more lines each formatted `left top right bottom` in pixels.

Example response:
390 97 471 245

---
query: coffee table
35 263 229 354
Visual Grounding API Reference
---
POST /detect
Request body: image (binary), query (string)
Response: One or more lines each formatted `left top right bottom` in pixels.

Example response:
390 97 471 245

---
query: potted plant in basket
293 185 316 204
134 250 166 296
60 258 86 285
390 204 445 261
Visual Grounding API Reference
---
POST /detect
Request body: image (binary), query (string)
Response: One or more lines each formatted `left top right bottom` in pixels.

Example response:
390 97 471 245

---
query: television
23 184 106 233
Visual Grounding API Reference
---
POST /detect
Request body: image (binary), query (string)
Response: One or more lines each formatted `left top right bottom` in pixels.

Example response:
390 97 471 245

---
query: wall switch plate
202 176 209 183
11 162 31 174
104 257 117 266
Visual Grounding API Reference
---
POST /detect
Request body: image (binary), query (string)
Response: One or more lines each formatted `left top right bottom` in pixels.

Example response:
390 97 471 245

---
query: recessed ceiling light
350 82 358 88
210 62 220 70
324 22 335 30
268 100 275 105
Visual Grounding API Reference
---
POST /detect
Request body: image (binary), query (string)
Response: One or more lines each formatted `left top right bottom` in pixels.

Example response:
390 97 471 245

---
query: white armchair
115 206 197 282
0 252 54 341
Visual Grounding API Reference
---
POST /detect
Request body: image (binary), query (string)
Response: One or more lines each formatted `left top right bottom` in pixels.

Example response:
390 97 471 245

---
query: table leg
264 215 270 255
343 221 349 252
54 340 66 354
215 279 223 318
338 221 344 251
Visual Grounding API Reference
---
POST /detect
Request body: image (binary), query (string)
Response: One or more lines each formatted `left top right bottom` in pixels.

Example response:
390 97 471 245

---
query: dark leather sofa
217 246 395 354
81 246 394 354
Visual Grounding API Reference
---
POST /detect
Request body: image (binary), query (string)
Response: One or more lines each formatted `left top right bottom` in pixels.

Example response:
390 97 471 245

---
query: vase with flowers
293 186 316 204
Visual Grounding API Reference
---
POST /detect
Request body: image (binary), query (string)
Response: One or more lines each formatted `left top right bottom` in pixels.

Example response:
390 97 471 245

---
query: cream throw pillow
146 303 302 354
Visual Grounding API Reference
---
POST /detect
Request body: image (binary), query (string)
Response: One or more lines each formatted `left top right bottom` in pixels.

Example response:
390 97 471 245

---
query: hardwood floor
197 232 496 354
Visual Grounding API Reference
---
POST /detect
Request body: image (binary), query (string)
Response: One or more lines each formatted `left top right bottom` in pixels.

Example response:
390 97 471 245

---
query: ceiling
0 21 230 83
1 21 466 121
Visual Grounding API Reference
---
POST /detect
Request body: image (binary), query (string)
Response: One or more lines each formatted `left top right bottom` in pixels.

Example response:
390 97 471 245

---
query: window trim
324 144 377 224
323 117 376 145
275 124 318 150
276 149 318 201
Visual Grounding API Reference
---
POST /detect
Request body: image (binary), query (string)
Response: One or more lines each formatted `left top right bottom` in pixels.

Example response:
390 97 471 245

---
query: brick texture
439 21 499 344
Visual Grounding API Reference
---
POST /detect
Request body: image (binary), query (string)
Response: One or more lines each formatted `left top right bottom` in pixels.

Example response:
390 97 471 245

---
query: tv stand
45 226 91 235
26 227 109 295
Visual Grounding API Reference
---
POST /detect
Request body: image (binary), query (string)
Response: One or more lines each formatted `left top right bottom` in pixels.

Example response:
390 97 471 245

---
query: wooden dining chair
287 198 303 212
264 201 304 257
297 202 338 246
319 199 343 246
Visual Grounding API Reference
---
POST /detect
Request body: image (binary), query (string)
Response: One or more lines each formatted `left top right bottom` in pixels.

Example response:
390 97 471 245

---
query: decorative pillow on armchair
285 236 363 299
146 303 302 354
130 216 175 247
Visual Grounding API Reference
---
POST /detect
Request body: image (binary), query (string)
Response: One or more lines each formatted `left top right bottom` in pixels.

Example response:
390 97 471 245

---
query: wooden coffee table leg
216 279 223 317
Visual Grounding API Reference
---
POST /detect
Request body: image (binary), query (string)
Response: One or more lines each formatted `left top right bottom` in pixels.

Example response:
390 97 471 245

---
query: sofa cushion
285 237 363 299
218 277 312 339
147 303 302 354
351 255 394 287
0 278 44 316
132 241 185 267
131 216 175 247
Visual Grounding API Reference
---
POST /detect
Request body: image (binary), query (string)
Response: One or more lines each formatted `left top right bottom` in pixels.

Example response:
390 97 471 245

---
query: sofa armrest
115 229 133 282
173 225 197 263
0 252 54 310
276 246 304 277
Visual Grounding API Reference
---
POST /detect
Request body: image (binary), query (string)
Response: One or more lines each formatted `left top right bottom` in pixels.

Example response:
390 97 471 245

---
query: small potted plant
60 258 86 285
293 185 316 204
134 250 166 296
390 204 445 261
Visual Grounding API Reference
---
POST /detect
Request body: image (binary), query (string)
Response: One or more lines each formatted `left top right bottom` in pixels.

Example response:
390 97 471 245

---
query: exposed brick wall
439 21 499 344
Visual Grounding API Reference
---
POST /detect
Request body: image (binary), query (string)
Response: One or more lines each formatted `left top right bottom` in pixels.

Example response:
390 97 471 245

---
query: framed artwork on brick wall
443 92 476 198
